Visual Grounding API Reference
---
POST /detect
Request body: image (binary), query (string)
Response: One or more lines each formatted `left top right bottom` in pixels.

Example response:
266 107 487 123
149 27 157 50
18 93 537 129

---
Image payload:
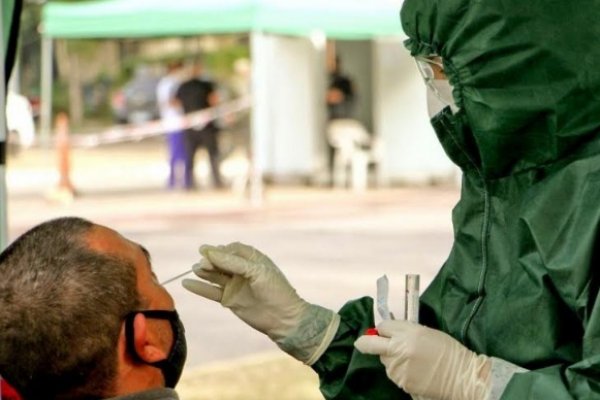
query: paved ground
5 139 460 399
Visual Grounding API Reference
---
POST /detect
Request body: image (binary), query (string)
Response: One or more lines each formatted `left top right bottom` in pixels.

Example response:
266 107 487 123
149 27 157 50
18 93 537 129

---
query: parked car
111 66 160 125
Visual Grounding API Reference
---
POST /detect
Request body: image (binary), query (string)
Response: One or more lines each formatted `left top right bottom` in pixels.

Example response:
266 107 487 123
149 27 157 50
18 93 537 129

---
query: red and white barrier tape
46 96 251 149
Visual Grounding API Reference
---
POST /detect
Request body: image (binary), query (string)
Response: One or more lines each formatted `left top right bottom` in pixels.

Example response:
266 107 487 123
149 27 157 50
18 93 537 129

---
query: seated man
0 217 186 400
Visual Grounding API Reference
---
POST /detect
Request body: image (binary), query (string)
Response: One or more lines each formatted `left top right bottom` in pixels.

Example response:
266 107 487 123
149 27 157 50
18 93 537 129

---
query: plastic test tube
405 274 420 323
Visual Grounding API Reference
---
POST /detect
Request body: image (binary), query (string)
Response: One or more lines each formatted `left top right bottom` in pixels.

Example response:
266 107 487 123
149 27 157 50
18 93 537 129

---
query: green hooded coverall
312 0 600 398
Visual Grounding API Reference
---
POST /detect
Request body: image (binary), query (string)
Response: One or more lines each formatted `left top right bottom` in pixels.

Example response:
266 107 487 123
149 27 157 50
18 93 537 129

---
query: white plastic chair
327 119 372 191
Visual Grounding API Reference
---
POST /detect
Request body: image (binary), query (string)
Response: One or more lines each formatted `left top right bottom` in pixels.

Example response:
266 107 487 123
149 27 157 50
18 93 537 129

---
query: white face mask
426 79 458 119
415 56 459 118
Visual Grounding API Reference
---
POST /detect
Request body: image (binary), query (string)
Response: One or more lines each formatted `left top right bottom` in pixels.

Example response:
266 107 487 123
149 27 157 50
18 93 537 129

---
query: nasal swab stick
161 269 194 285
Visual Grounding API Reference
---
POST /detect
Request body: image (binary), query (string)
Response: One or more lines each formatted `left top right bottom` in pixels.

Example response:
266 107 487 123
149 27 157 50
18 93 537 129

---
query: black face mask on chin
124 309 187 388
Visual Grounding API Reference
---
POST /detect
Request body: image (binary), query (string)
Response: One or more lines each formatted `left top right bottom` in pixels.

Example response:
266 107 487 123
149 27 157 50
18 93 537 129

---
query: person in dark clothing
326 56 355 120
175 62 223 190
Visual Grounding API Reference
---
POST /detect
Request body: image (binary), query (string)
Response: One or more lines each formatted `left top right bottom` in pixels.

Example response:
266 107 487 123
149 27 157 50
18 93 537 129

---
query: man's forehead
86 225 150 268
85 225 120 249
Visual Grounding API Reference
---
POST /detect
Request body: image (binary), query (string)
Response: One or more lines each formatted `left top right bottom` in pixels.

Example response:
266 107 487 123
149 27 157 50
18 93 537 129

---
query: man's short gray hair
0 217 141 399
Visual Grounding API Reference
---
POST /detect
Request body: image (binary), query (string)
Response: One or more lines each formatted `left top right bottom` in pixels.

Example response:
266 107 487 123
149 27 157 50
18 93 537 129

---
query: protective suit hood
401 0 600 179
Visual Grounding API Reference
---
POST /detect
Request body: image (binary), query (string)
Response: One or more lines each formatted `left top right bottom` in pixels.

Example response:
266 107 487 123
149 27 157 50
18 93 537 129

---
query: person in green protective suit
183 0 600 399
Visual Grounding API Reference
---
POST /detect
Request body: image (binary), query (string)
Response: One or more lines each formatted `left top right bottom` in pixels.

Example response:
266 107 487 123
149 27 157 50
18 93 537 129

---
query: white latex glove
354 320 491 400
182 242 340 365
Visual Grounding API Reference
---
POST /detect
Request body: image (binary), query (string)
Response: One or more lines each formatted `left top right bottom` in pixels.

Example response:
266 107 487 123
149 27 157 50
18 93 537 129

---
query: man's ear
131 313 168 363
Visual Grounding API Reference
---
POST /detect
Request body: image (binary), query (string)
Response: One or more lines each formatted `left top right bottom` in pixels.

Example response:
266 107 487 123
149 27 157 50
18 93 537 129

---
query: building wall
252 34 324 181
373 37 459 185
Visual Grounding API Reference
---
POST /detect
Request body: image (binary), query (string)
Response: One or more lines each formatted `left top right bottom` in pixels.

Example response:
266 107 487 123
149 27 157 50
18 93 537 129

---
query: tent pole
40 35 53 145
0 2 8 250
0 167 6 251
249 31 266 206
310 31 327 184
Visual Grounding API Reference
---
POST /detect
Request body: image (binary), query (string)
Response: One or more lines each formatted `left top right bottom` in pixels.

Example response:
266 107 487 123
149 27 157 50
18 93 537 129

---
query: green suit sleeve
311 297 409 400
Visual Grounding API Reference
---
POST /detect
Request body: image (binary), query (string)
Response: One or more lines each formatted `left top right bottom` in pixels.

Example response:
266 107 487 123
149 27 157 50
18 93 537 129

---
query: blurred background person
326 55 355 121
175 60 223 190
156 60 186 190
